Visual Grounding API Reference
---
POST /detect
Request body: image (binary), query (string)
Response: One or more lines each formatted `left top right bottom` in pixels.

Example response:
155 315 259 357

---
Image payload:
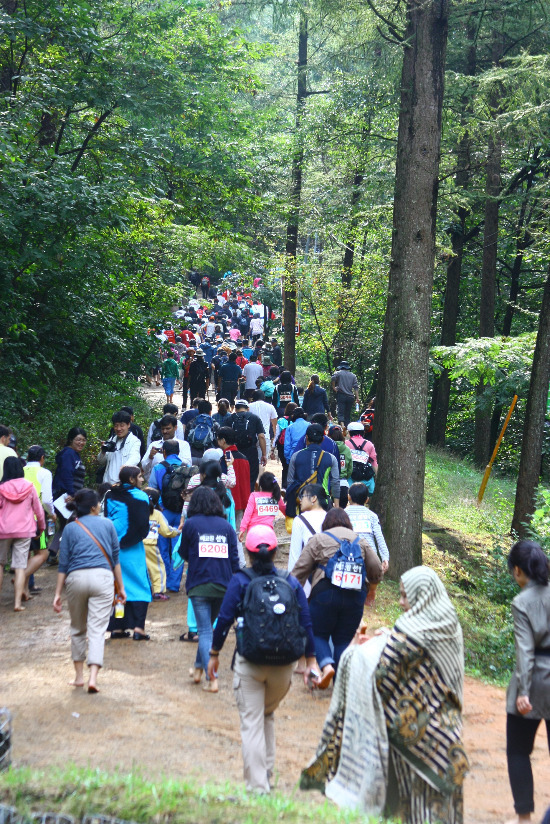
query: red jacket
221 446 250 510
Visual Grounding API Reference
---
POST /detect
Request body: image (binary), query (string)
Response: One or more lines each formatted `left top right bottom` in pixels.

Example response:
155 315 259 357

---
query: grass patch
0 766 392 824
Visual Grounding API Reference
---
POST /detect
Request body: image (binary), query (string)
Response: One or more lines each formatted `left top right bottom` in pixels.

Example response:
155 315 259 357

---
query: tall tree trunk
283 12 307 373
371 0 449 578
511 265 550 535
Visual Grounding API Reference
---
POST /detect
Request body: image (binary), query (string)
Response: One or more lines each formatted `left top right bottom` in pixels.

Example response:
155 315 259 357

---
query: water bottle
47 519 55 537
115 595 125 619
355 402 360 412
236 616 244 651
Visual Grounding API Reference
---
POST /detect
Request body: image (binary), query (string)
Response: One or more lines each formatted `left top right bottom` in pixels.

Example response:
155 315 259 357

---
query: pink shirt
240 491 286 532
229 328 240 341
345 436 378 469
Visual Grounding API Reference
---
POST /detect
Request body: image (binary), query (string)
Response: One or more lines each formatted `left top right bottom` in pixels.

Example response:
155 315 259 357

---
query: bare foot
14 605 26 612
21 592 33 602
68 680 85 687
202 679 219 693
189 667 203 684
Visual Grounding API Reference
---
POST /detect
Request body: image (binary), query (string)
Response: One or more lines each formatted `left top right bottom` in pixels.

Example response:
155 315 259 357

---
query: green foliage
528 486 550 551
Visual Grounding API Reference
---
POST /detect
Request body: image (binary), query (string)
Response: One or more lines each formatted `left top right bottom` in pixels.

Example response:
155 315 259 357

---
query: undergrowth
0 766 392 824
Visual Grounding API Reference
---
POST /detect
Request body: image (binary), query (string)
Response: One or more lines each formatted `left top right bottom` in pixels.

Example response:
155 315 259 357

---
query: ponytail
307 374 320 394
258 471 281 502
249 547 277 574
508 540 549 586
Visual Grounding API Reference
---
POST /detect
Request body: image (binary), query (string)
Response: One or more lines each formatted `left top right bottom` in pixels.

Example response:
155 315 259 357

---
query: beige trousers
65 568 114 667
233 653 295 793
144 540 166 594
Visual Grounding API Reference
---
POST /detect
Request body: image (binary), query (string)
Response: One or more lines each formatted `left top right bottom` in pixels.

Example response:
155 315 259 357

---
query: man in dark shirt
218 351 243 407
270 338 283 367
229 399 266 490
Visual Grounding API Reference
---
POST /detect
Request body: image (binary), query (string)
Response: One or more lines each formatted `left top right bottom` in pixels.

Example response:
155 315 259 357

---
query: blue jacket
284 417 309 462
285 445 340 518
211 566 315 658
152 454 182 507
180 514 240 592
302 385 330 417
295 433 340 462
52 447 86 496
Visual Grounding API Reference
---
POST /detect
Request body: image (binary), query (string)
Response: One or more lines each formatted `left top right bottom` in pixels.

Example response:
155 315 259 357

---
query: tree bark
511 265 550 535
371 0 449 578
341 163 365 287
283 12 307 373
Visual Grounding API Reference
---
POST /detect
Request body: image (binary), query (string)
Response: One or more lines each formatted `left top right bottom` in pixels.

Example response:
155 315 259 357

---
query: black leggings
506 713 550 814
109 601 149 634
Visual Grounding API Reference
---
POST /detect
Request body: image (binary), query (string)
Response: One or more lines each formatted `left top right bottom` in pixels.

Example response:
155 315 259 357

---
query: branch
365 0 405 42
309 299 333 374
70 106 116 173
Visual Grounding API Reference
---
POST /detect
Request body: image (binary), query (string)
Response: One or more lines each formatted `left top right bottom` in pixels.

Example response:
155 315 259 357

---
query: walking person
302 375 330 419
346 483 389 606
179 486 240 692
238 472 285 544
0 456 46 611
161 352 180 404
331 361 359 427
504 540 550 824
52 489 126 692
207 525 318 793
104 466 151 640
49 427 87 560
287 483 330 572
188 349 209 399
229 399 267 491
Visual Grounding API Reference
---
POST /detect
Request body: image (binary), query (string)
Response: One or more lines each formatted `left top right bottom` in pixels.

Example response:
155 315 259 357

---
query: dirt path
1 382 548 822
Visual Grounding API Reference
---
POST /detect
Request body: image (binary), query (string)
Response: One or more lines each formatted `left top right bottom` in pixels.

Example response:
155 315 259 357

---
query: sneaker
153 593 170 601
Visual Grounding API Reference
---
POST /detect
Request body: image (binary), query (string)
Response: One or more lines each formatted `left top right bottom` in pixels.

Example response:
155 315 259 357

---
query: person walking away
301 566 468 824
243 357 264 403
328 426 353 508
200 275 210 299
270 339 282 367
331 361 359 427
23 445 56 596
0 424 17 478
213 399 232 428
218 351 243 407
161 352 179 404
345 421 377 496
230 400 267 491
271 402 297 489
181 349 194 409
142 487 181 600
150 440 189 592
303 375 331 419
104 466 151 639
273 371 300 417
0 456 46 611
345 483 389 605
188 349 209 399
142 414 192 482
249 390 278 451
52 489 126 692
360 397 376 443
186 400 218 465
287 483 330 572
292 507 382 687
207 525 319 793
505 540 550 824
97 411 142 486
238 472 285 544
294 413 340 462
285 424 340 524
249 313 264 343
283 408 309 465
180 486 240 692
217 426 250 560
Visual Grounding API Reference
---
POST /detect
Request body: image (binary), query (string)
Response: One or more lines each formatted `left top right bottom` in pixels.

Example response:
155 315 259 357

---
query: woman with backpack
291 508 382 688
345 421 378 495
271 402 297 490
302 374 330 418
179 486 240 693
328 426 353 508
103 465 151 640
287 483 330 574
273 371 300 416
207 525 318 793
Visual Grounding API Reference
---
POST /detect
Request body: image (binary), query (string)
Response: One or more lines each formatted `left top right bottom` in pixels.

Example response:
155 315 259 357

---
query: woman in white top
288 483 331 574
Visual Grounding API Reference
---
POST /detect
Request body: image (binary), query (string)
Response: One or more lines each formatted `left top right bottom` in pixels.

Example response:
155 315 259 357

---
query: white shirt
248 400 277 437
243 361 264 389
25 462 54 515
346 505 389 562
98 432 143 485
141 438 192 481
288 509 327 573
250 317 264 336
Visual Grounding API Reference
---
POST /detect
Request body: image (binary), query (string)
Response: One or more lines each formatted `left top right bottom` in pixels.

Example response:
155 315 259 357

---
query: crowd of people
1 284 549 824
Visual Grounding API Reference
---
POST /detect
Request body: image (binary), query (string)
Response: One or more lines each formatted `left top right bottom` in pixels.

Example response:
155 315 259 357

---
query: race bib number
280 392 291 403
256 496 278 516
147 520 160 541
352 450 369 464
198 533 229 558
331 560 363 590
339 454 346 471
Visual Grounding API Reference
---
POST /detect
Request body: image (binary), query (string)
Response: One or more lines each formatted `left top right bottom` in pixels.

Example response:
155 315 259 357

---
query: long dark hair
301 483 330 511
187 485 225 518
508 540 549 586
199 459 230 508
249 547 277 575
66 488 99 520
258 471 281 502
307 374 320 393
119 465 141 486
0 456 24 483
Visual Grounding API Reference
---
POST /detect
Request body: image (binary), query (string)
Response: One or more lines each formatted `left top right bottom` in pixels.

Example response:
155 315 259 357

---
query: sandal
179 631 198 642
110 631 131 639
133 632 151 641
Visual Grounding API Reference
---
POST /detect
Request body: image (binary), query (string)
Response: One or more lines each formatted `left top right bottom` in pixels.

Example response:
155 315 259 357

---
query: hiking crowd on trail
1 284 549 824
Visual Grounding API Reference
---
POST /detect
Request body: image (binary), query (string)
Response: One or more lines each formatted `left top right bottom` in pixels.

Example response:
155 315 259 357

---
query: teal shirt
161 358 179 378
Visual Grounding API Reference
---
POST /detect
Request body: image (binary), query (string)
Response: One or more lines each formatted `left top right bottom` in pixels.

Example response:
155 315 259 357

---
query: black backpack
232 413 256 450
348 438 375 482
160 462 198 512
237 568 307 665
150 418 162 443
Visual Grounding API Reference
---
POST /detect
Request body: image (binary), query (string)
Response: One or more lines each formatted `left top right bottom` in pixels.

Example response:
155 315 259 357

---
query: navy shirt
212 566 315 658
180 514 240 592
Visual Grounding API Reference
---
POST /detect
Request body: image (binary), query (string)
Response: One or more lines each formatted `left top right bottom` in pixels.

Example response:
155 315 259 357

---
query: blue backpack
323 531 366 591
188 414 215 450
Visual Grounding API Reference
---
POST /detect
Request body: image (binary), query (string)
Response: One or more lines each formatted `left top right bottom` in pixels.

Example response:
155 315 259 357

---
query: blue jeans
158 509 184 591
308 585 366 670
190 595 224 678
